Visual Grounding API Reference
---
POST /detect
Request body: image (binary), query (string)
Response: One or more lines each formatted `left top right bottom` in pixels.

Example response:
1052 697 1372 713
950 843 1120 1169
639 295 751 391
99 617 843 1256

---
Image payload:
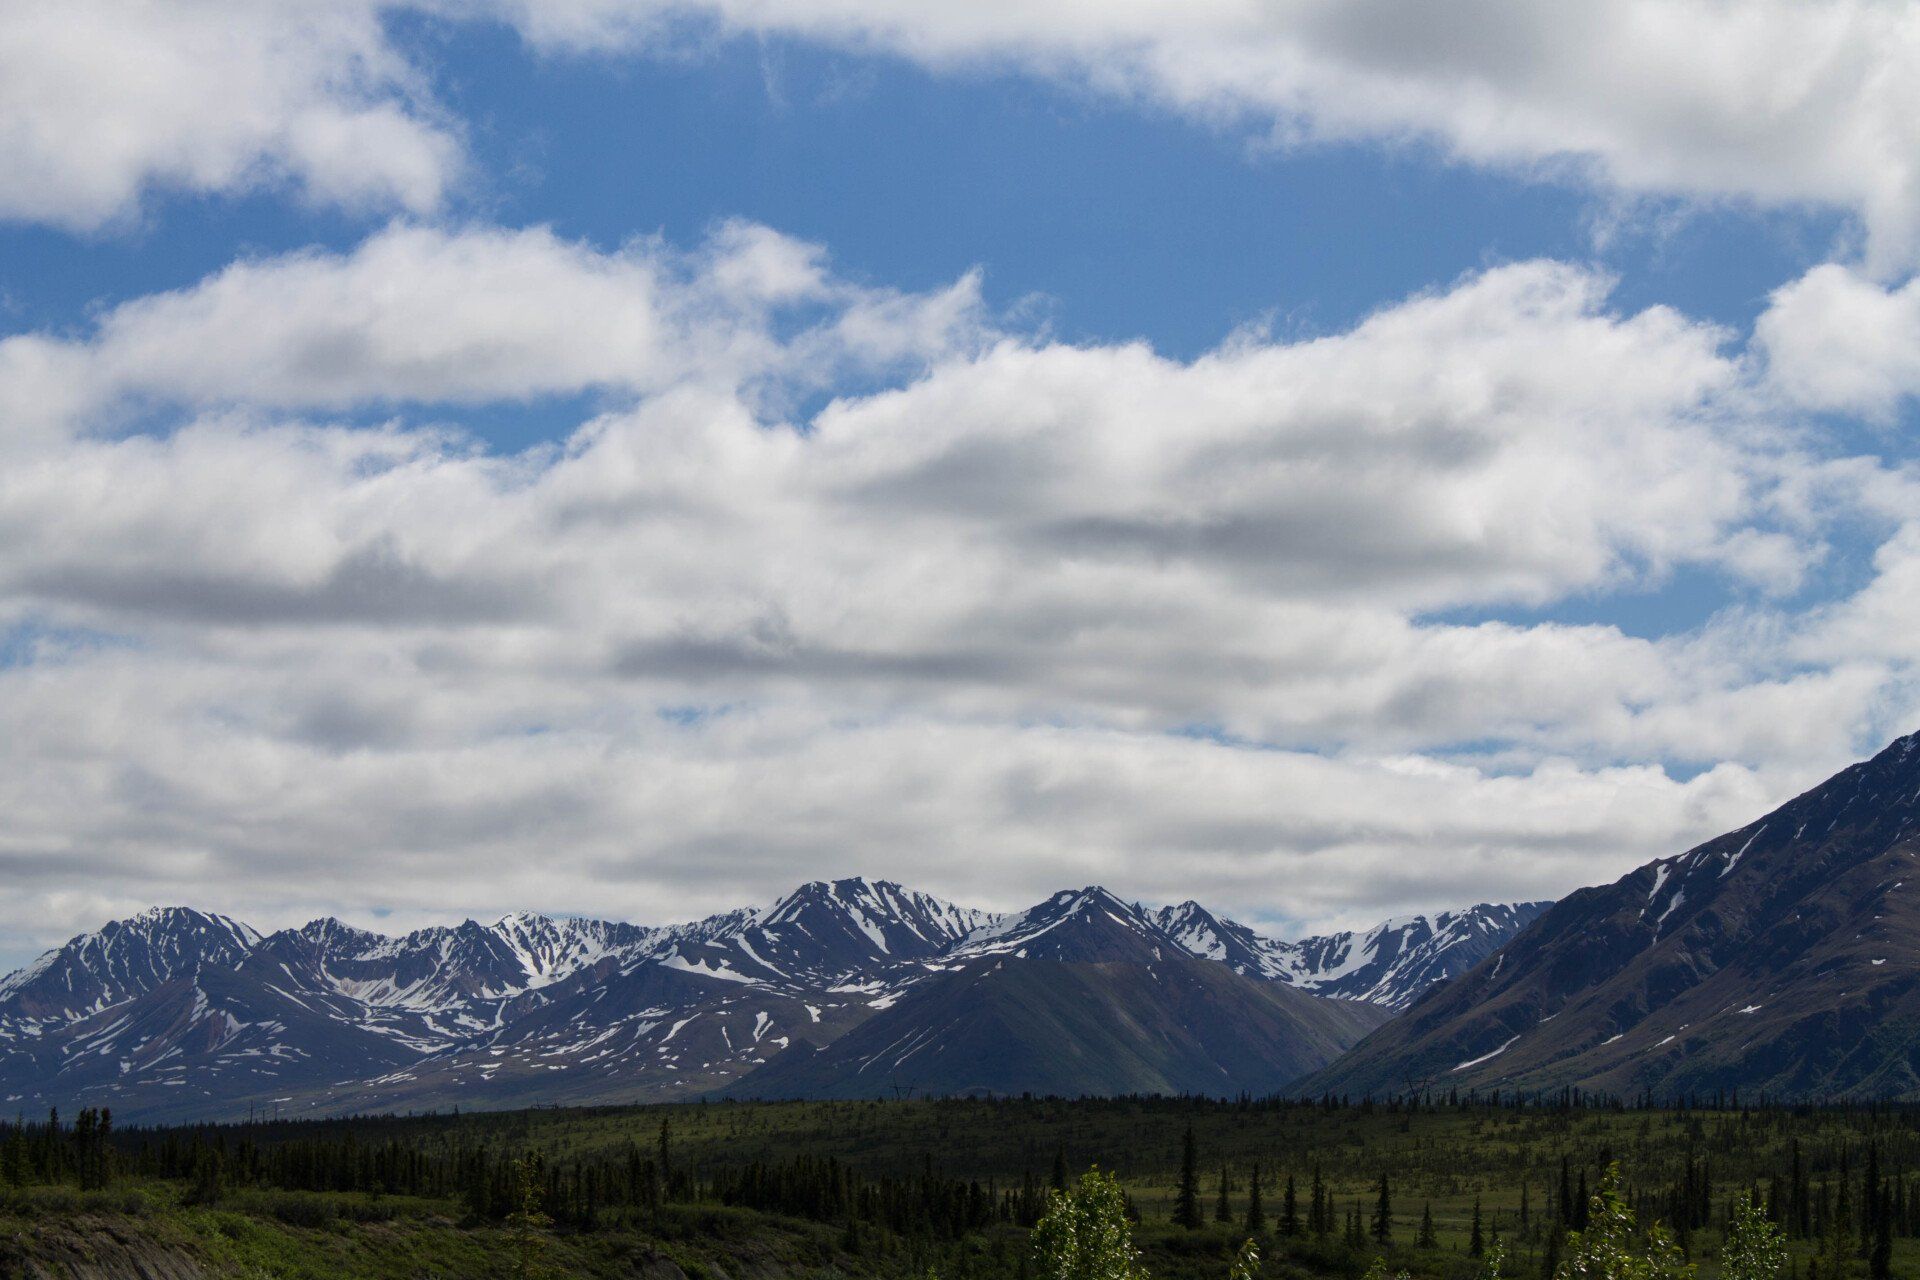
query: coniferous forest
5 1094 1920 1279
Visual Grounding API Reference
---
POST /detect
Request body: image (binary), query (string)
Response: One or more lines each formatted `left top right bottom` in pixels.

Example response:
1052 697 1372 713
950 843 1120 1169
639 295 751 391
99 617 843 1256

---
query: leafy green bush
1555 1165 1690 1280
1717 1196 1786 1280
1033 1169 1148 1280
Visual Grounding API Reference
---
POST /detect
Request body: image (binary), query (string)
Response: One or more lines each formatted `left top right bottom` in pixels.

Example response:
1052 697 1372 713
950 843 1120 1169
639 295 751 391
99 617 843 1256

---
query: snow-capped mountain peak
761 878 997 952
949 886 1173 962
1150 899 1553 1008
0 907 261 1026
651 877 1002 985
485 912 659 989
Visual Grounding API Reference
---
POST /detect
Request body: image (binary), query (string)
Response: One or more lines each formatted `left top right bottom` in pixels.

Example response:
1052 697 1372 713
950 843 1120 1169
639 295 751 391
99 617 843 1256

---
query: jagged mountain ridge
1153 900 1551 1008
726 887 1393 1099
0 879 1538 1121
1308 731 1920 1101
0 907 261 1029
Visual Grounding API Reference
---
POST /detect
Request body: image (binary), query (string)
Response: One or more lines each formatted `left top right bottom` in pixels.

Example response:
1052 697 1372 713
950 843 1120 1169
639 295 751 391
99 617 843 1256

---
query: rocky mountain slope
725 888 1390 1098
0 879 1535 1121
1310 731 1920 1101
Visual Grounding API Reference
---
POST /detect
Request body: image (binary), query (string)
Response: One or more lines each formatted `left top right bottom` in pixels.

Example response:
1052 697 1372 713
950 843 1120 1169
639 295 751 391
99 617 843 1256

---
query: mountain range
17 730 1920 1119
0 880 1540 1123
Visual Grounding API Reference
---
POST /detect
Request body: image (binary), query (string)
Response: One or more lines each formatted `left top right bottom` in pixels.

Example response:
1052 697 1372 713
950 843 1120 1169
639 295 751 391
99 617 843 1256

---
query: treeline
1 1111 1008 1241
1 1107 116 1191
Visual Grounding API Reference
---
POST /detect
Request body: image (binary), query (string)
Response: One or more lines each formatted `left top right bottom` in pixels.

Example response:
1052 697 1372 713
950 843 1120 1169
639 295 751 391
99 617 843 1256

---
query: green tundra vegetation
0 1094 1911 1279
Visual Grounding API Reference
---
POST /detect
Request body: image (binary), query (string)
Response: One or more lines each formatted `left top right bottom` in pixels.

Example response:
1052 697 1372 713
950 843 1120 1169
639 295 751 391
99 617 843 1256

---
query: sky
4 0 1920 967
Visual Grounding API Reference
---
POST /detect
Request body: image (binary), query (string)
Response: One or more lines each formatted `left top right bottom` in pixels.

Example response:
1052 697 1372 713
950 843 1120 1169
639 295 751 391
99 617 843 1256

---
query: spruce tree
657 1117 673 1198
1174 1126 1203 1230
1469 1198 1485 1258
1217 1163 1233 1223
1245 1163 1266 1235
1862 1145 1880 1259
1281 1173 1299 1237
1418 1202 1437 1249
1870 1203 1893 1280
1373 1173 1392 1243
507 1153 558 1280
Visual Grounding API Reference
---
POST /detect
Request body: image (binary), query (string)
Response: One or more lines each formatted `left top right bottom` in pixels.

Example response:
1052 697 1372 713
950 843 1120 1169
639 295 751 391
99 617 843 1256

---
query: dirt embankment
1 1217 207 1280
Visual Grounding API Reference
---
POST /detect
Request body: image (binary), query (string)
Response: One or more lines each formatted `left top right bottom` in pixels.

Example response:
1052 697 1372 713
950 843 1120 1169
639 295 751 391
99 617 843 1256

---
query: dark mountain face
1312 731 1920 1101
0 879 1529 1122
0 965 419 1123
723 944 1392 1101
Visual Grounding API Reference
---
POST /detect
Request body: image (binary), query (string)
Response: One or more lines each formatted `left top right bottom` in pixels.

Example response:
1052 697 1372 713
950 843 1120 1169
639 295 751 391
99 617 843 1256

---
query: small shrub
339 1195 396 1224
28 1187 79 1216
266 1192 340 1228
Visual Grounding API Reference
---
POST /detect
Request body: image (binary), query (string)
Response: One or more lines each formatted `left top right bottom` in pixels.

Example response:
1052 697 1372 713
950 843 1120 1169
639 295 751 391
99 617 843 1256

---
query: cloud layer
6 2 1920 964
3 217 1917 958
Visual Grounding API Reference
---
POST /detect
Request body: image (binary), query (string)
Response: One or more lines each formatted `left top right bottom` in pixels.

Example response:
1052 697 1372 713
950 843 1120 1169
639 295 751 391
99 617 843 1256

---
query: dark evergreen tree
1173 1125 1203 1229
1871 1192 1893 1279
507 1153 555 1280
1862 1144 1881 1258
1791 1141 1809 1238
1245 1162 1265 1235
1372 1173 1392 1243
1281 1173 1300 1237
1418 1202 1437 1249
1469 1197 1485 1258
657 1117 673 1199
1216 1162 1232 1223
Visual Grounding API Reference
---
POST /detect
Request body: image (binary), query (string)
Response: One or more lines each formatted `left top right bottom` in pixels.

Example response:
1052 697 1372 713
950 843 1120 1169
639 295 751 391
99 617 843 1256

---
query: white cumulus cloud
2 220 1914 963
0 0 457 229
1756 264 1920 419
8 0 1920 274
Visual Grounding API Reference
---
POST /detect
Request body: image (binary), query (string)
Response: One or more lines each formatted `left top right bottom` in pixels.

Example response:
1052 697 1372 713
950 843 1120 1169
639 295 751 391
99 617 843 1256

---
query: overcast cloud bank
2 0 1919 963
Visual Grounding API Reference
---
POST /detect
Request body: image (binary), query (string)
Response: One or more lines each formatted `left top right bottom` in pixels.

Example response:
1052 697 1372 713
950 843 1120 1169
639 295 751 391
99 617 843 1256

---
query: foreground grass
0 1183 896 1279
